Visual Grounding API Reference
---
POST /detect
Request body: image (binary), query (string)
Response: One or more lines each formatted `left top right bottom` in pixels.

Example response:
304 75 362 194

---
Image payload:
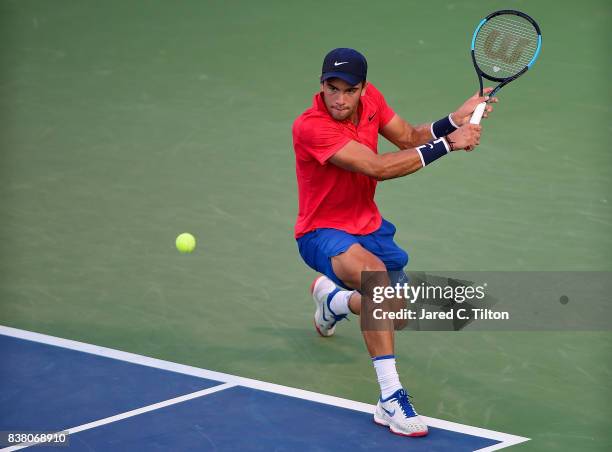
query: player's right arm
329 124 481 181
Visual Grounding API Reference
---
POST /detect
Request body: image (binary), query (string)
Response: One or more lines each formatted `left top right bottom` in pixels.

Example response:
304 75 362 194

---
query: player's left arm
380 115 432 149
380 88 498 149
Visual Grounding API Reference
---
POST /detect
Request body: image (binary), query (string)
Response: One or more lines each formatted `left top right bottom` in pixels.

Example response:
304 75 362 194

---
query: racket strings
474 15 538 79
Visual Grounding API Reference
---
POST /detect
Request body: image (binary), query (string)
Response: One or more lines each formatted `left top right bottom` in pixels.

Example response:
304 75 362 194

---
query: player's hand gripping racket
469 10 542 124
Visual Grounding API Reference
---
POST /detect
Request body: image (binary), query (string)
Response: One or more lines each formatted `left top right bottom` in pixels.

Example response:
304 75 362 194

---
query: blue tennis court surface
0 327 528 451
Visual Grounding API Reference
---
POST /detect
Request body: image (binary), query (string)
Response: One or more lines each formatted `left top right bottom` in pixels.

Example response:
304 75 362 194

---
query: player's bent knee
362 258 386 273
358 256 387 289
331 244 388 289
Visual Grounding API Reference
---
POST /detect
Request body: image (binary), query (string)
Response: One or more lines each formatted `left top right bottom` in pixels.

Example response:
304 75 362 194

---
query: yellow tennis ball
176 233 196 254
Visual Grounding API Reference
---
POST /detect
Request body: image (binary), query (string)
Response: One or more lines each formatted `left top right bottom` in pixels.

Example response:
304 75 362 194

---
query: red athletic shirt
292 83 396 238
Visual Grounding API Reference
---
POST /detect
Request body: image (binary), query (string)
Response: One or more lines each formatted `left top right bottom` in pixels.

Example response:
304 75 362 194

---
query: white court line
1 383 235 451
0 325 529 451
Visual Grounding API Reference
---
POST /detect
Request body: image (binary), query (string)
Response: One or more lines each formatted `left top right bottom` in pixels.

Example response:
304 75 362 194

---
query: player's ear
361 81 368 96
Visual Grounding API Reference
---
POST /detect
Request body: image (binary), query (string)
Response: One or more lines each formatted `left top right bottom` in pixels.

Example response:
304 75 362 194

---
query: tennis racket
469 10 542 124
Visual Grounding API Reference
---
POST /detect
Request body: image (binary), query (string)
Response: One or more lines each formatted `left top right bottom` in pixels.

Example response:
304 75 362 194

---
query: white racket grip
470 102 487 124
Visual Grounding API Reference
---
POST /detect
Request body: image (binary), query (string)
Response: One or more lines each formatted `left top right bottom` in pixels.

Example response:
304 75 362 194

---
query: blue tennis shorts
296 218 409 289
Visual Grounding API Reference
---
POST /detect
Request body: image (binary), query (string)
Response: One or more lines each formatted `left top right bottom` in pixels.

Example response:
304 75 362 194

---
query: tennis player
292 48 496 437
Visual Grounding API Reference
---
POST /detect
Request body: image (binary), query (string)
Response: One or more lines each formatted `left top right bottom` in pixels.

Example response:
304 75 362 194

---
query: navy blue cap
320 48 368 86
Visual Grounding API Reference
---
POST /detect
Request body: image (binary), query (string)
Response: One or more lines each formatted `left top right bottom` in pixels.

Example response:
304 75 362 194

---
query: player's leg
297 228 362 337
297 221 409 342
341 220 427 437
330 243 395 356
303 229 402 337
333 246 428 437
297 227 427 437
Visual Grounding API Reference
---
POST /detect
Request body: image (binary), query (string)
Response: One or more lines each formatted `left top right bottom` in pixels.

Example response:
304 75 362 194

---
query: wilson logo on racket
468 9 542 125
483 30 532 65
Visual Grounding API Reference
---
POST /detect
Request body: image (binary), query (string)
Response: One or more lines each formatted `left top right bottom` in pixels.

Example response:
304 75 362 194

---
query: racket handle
470 102 487 124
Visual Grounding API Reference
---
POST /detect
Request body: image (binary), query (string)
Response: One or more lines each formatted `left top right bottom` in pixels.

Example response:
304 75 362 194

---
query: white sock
372 355 403 399
328 290 353 316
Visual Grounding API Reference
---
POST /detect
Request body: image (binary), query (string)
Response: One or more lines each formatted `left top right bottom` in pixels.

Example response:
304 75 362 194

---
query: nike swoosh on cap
333 61 349 66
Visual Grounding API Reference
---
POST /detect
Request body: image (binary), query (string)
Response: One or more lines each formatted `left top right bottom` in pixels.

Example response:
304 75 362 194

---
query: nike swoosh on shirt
333 61 349 66
368 112 377 122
